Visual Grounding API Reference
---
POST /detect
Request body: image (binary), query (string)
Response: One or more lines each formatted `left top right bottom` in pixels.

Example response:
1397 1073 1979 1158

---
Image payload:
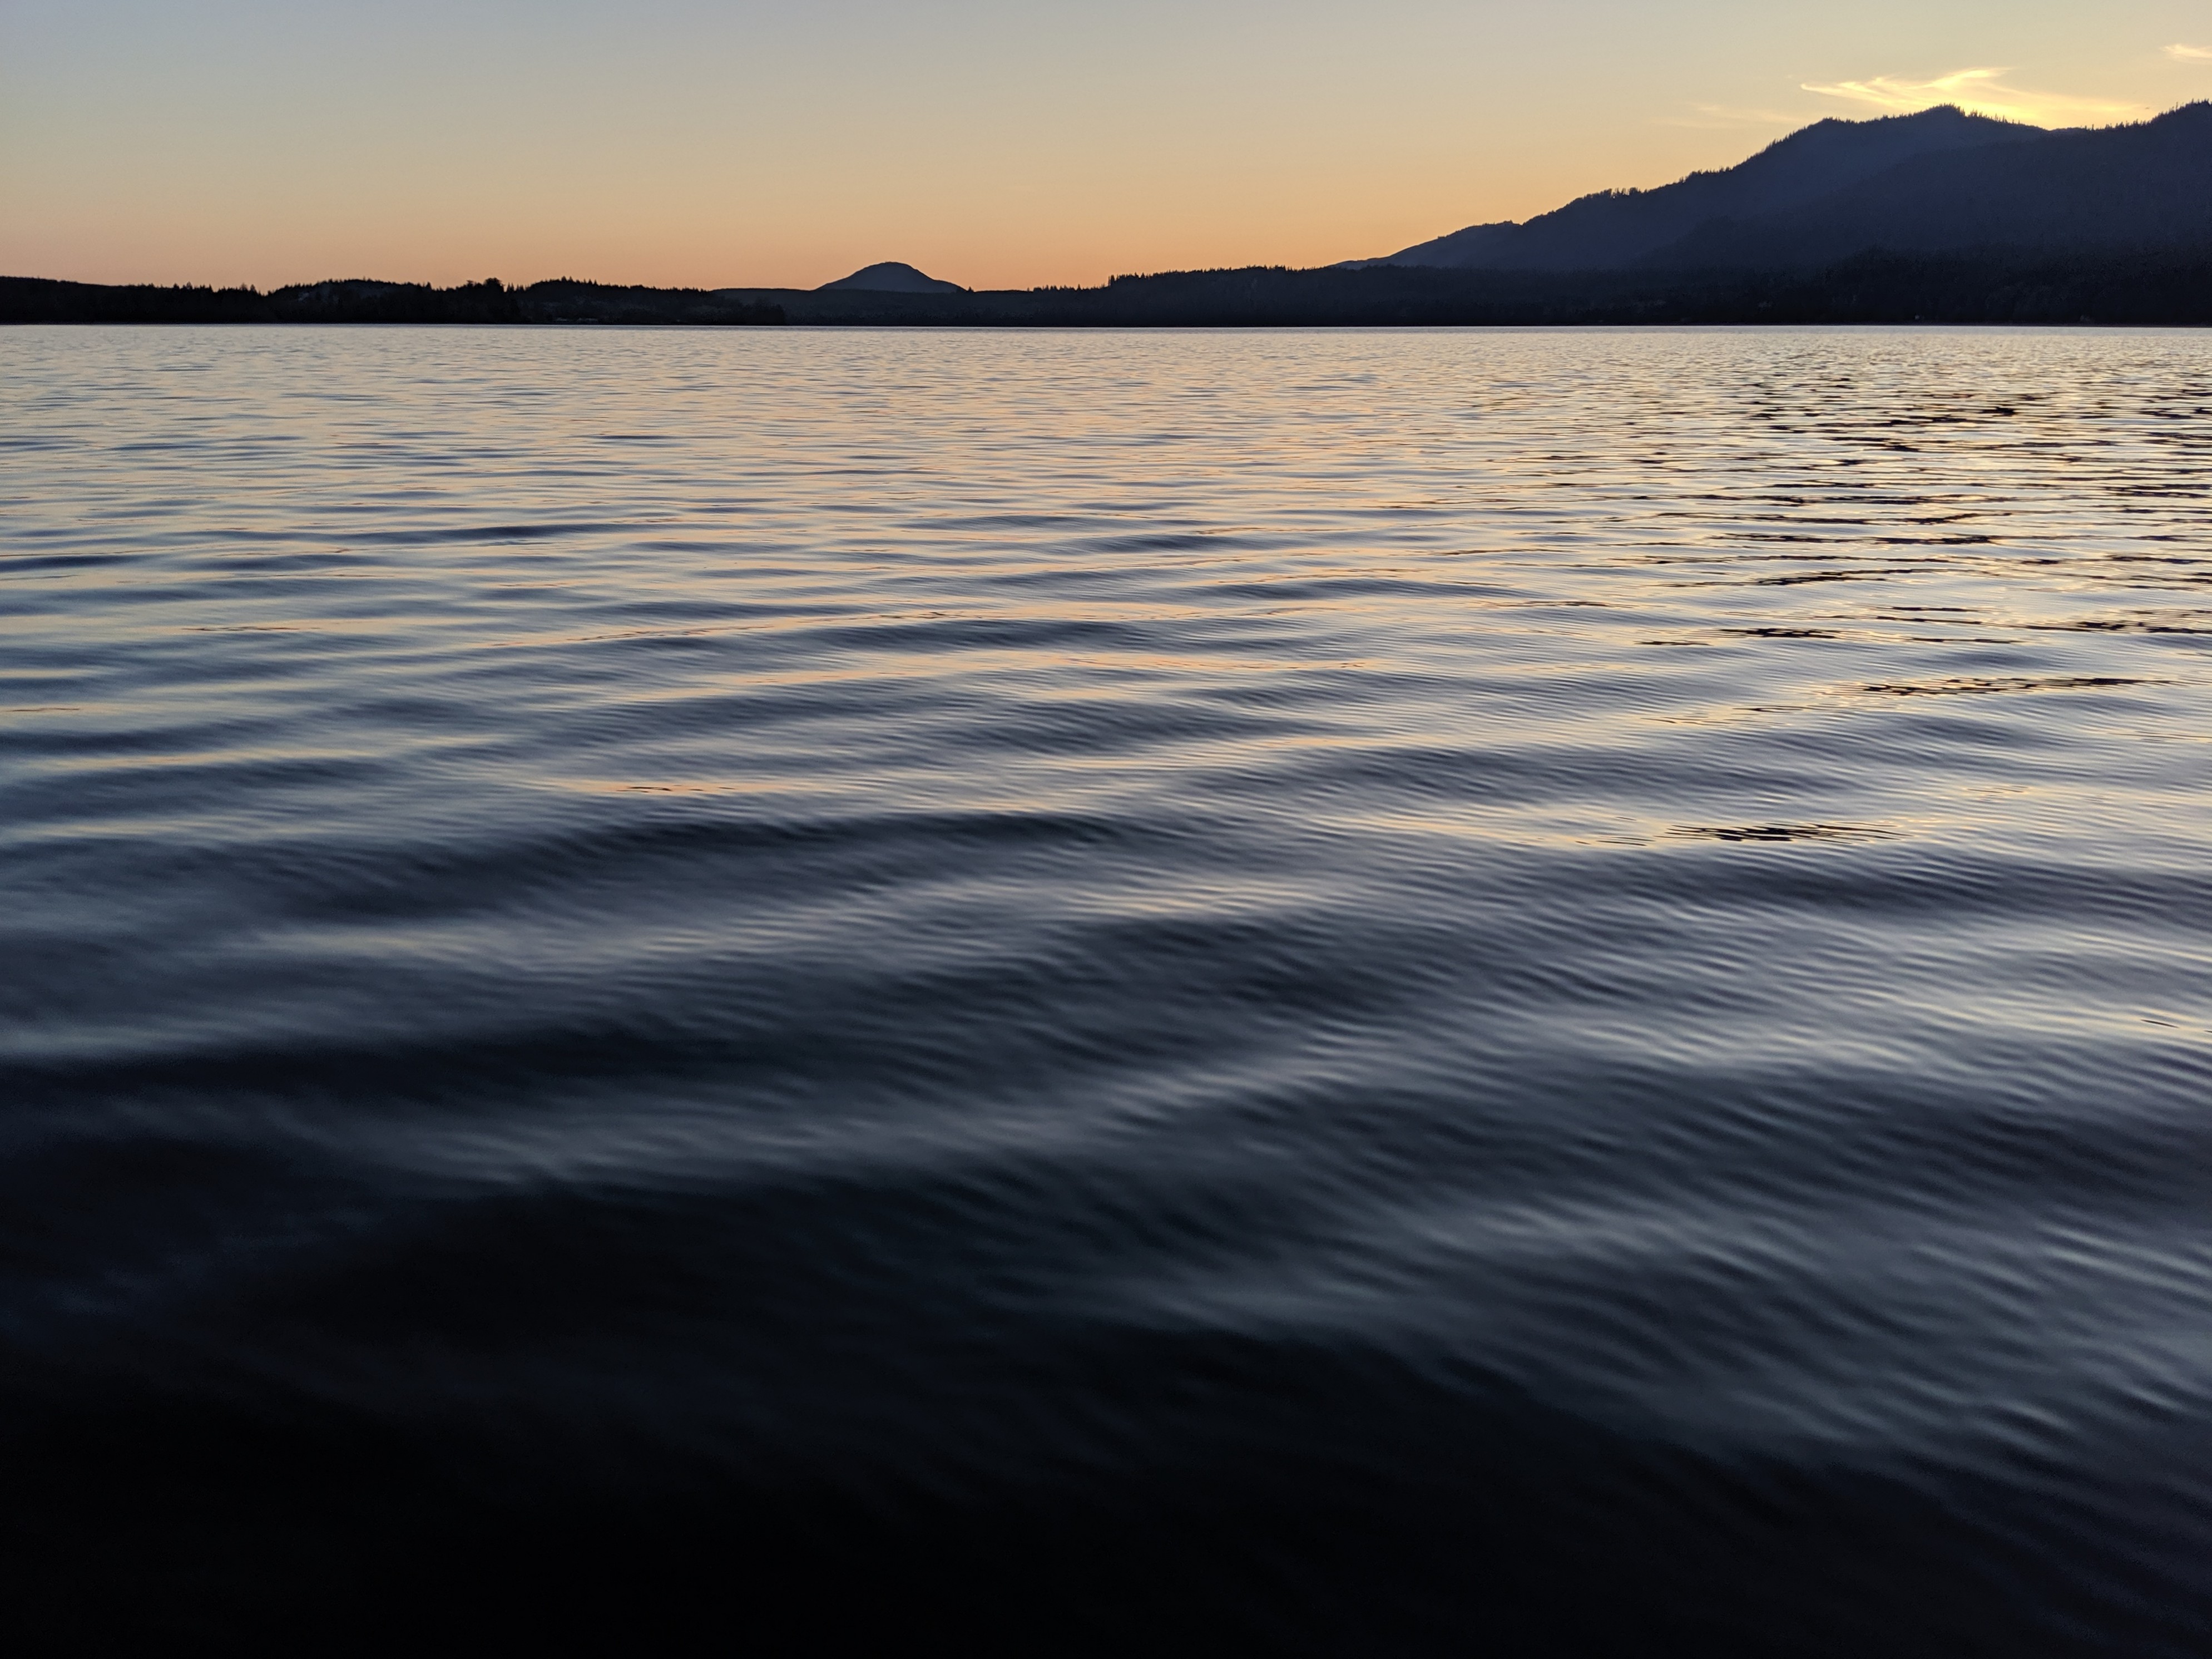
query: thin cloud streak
2164 43 2212 62
1801 67 2147 127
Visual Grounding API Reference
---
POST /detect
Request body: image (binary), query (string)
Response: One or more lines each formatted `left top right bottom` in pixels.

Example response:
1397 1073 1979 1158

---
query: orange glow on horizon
4 2 2208 292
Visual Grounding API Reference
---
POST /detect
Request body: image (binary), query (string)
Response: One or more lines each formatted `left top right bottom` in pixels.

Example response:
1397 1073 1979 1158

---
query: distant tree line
745 247 2212 326
7 247 2209 327
0 279 273 323
0 276 785 326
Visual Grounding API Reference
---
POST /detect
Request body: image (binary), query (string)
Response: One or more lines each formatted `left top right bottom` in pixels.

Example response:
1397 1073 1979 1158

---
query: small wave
1669 822 1896 843
1862 675 2157 697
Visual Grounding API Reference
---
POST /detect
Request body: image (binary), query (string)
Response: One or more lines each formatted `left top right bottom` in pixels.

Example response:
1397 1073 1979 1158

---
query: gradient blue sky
5 1 2210 290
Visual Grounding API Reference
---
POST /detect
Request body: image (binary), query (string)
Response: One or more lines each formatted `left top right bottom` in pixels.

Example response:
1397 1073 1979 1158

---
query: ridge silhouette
817 262 966 294
7 103 2211 326
1364 102 2212 271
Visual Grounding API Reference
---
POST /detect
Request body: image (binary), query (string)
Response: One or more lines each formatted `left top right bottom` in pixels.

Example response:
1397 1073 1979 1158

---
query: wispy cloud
2164 43 2212 62
1801 67 2147 126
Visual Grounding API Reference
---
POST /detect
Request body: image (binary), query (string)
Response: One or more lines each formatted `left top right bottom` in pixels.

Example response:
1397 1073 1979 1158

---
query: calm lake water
4 325 2210 1652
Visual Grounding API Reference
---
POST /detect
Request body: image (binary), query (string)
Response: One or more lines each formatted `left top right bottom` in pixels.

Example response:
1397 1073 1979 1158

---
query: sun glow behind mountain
1799 67 2151 125
3 0 2210 290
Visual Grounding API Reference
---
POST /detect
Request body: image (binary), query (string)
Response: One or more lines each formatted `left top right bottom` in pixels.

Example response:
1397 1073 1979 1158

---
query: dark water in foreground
4 325 2210 1652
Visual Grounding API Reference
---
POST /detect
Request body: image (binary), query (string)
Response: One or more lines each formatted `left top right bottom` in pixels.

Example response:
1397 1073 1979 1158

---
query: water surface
4 325 2210 1651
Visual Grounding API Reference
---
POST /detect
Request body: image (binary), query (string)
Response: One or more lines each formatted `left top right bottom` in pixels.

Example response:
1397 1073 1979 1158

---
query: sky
4 1 2210 292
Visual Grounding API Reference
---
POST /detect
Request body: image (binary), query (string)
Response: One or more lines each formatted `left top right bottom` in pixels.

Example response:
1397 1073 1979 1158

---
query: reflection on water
3 325 2210 1651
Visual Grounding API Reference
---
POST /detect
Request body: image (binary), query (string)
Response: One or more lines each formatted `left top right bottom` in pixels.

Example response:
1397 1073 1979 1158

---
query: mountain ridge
1647 102 2212 269
8 103 2212 327
817 261 965 294
1370 102 2212 273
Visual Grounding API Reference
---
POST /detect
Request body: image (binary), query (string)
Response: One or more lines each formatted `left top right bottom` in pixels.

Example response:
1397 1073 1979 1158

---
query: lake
3 324 2209 1652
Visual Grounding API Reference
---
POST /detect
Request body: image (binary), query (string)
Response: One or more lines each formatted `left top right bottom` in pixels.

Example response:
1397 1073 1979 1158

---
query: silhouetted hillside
817 262 965 294
1650 103 2212 268
1377 105 2042 271
1372 103 2212 275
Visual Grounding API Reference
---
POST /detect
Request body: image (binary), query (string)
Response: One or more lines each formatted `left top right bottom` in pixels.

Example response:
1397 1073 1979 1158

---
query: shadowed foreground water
3 325 2210 1653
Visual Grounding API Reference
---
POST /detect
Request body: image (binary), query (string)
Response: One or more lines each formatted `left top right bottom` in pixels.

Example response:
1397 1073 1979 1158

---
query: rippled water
4 325 2210 1652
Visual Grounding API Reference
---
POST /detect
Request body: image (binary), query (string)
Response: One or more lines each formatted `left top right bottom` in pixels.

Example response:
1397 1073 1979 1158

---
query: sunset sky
5 0 2210 292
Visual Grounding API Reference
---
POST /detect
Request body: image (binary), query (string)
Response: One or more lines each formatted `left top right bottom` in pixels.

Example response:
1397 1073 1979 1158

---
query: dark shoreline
8 246 2212 329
